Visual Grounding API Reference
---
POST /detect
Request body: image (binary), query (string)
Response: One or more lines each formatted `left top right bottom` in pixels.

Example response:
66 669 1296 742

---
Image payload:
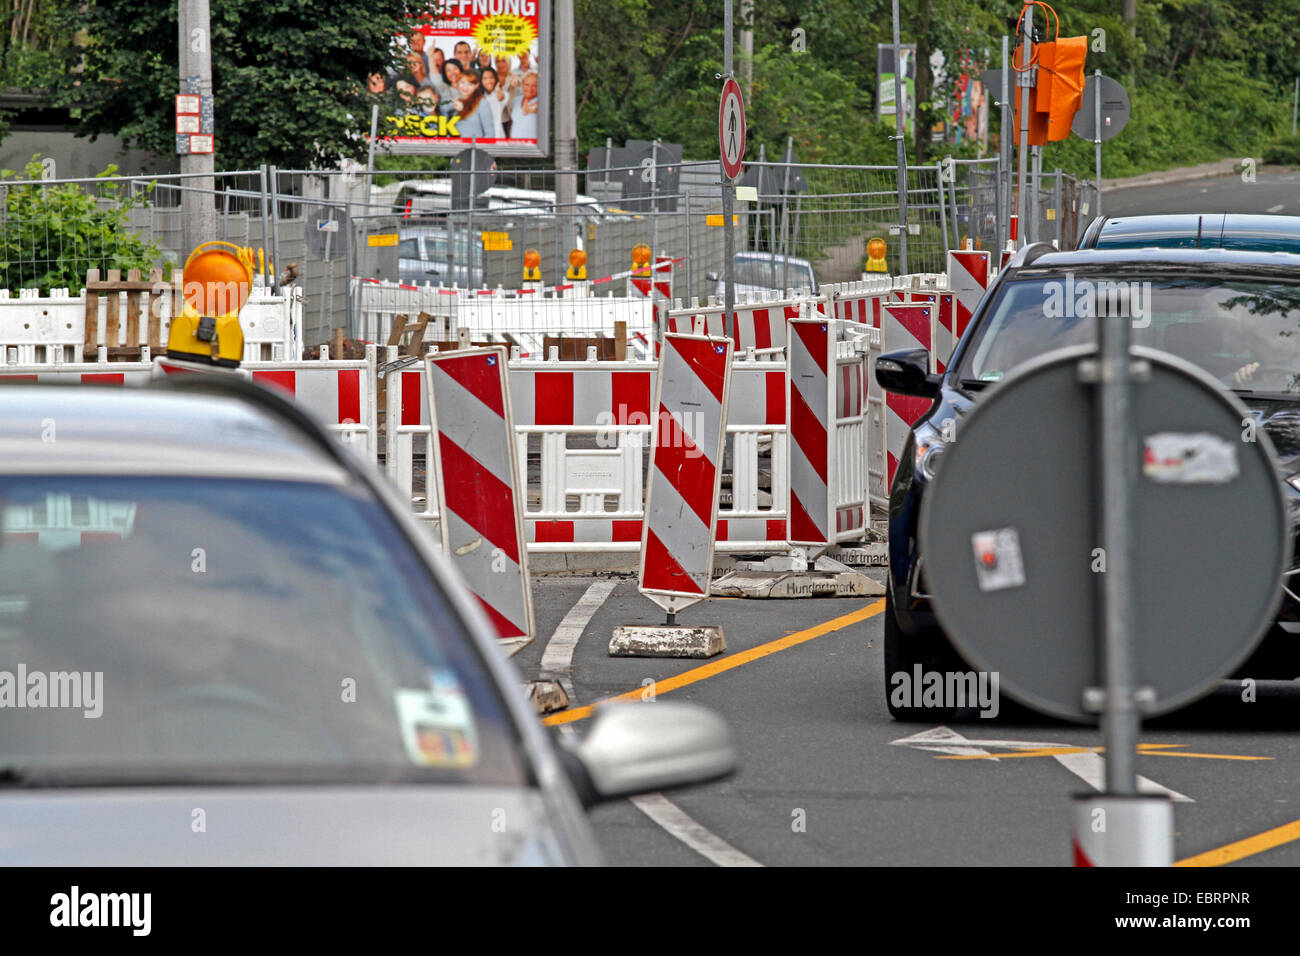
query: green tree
0 158 163 294
61 0 407 170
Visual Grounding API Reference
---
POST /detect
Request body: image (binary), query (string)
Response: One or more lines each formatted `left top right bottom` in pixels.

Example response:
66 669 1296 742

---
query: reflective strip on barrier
787 317 834 547
946 249 991 340
639 333 732 610
426 347 534 654
883 303 936 492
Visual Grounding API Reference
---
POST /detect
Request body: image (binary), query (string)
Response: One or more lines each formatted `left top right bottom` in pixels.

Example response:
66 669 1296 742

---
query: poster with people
367 1 549 157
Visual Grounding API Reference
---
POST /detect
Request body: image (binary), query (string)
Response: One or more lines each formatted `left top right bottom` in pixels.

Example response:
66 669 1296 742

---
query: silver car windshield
0 476 527 787
960 276 1300 394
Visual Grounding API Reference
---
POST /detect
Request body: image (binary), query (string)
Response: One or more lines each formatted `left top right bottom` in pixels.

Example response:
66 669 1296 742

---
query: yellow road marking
1176 818 1300 867
937 742 1271 762
940 747 1092 760
541 599 885 727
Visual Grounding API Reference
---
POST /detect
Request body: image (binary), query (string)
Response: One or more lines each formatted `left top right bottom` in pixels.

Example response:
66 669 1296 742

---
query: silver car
0 380 734 865
709 252 819 300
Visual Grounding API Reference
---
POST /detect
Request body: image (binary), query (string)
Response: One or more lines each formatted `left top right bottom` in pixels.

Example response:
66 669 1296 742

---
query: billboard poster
876 43 916 138
367 1 551 158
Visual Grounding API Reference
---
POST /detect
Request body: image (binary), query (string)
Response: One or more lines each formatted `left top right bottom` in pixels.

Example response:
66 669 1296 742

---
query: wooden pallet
83 268 180 360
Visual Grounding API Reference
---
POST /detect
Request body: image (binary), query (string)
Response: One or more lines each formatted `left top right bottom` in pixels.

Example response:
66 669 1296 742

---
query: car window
0 476 528 787
960 276 1300 394
397 238 420 259
732 257 814 290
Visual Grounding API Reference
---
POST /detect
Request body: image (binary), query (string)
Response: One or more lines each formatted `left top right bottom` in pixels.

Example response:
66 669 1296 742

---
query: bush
1263 134 1300 168
0 157 164 295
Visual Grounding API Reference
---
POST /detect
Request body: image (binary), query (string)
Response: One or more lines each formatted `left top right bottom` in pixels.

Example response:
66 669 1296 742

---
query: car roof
1089 213 1300 253
0 385 352 482
1017 245 1300 274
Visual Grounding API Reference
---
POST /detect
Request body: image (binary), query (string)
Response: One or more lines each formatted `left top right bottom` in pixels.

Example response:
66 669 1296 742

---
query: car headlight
913 419 952 482
1286 474 1300 499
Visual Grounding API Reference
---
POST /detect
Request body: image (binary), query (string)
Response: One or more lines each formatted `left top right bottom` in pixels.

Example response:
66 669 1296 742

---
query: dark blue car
876 243 1300 719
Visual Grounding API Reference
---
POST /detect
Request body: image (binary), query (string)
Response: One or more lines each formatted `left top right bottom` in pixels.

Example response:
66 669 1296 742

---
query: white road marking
1051 749 1192 803
1268 203 1287 213
539 578 618 700
891 726 1193 802
630 793 764 867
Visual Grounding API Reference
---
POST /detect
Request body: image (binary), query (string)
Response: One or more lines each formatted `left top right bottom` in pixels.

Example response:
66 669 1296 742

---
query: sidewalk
1101 157 1258 192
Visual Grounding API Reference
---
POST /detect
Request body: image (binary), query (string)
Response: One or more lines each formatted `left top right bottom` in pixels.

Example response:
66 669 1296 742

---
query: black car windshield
0 476 527 787
958 275 1300 394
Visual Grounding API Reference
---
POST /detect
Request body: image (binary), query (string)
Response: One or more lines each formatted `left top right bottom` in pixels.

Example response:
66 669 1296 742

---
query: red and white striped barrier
627 255 675 303
639 332 733 611
883 302 937 491
718 353 789 548
946 249 991 342
833 341 870 542
426 346 534 654
383 346 793 554
787 317 834 547
661 291 827 352
933 292 956 373
1 347 377 458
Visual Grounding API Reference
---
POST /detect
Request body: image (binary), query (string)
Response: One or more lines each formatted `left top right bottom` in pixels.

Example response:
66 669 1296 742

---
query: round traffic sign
920 344 1287 721
719 78 746 181
1071 74 1131 142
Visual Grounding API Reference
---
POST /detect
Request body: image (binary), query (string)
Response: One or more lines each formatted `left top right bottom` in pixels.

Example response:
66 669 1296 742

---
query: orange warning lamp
865 237 888 274
631 243 652 276
523 247 541 282
169 241 255 367
566 247 587 281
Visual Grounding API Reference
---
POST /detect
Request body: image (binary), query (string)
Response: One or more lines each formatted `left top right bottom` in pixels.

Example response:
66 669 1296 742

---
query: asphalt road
503 171 1300 867
511 574 1300 867
1104 167 1300 218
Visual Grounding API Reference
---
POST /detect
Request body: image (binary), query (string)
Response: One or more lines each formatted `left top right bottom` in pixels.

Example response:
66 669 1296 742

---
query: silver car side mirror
566 702 735 803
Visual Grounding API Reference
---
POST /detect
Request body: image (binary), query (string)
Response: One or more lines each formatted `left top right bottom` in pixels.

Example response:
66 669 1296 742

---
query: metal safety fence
0 152 1074 355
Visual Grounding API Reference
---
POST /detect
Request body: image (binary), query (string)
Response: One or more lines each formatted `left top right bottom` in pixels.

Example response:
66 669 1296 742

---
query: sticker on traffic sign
718 77 746 181
971 527 1026 592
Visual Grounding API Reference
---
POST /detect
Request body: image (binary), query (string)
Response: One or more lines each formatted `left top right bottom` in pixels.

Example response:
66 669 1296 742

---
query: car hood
0 786 583 866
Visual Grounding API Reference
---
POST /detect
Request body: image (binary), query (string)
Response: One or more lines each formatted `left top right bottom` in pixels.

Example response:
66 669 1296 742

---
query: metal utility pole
179 0 216 253
722 0 736 336
1293 77 1298 135
555 0 578 238
891 0 909 274
740 0 754 103
1015 4 1033 248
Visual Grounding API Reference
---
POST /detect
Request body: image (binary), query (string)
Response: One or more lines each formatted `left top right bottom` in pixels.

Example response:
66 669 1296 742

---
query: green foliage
0 158 163 294
60 0 407 170
1264 134 1300 168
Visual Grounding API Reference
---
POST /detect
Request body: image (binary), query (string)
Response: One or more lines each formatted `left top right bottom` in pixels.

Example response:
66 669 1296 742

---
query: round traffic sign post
920 342 1286 865
718 76 746 342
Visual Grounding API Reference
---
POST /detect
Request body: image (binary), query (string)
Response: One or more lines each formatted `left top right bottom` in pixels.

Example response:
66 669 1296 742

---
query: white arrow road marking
539 578 618 701
890 726 1193 803
630 794 763 867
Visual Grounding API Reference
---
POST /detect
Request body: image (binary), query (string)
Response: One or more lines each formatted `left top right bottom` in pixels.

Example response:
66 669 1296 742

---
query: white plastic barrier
382 344 793 554
354 278 655 360
0 285 302 365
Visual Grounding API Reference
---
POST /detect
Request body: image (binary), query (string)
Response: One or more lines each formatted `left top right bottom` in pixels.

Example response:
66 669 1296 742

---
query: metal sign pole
1098 314 1138 796
891 0 909 274
1015 5 1033 247
999 34 1010 255
722 0 736 340
1094 70 1104 218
